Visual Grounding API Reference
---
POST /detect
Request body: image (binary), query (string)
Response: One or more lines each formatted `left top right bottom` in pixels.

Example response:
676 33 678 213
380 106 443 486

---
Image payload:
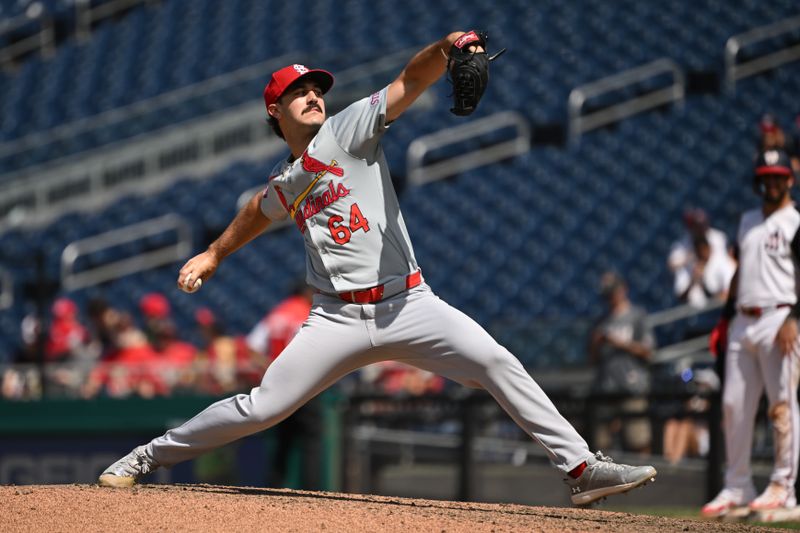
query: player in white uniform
703 149 800 517
98 31 656 505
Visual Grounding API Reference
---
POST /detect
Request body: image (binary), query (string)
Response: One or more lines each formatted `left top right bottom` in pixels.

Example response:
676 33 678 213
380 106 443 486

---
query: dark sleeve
790 211 800 318
792 217 800 263
719 243 740 320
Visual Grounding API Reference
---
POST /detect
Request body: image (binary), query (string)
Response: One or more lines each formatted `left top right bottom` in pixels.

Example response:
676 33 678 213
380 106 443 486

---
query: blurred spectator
81 344 168 399
81 298 167 399
2 366 41 400
662 368 718 465
45 297 91 361
589 272 655 453
360 361 445 396
139 292 171 347
667 208 728 274
246 283 315 361
86 297 129 359
758 113 795 154
13 313 41 363
760 113 799 175
792 114 800 174
139 292 196 368
193 307 259 394
673 234 736 309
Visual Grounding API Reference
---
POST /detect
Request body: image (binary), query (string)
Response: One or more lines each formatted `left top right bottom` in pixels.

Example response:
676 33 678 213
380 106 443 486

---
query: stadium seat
2 1 800 363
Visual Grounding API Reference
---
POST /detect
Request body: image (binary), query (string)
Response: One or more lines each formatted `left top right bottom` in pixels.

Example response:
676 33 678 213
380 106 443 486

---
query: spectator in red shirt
139 292 196 369
246 283 315 363
81 299 167 399
45 298 90 361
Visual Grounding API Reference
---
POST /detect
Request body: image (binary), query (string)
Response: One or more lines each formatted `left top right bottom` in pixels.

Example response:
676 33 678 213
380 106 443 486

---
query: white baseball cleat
701 487 756 518
98 445 159 488
749 482 796 511
565 451 657 505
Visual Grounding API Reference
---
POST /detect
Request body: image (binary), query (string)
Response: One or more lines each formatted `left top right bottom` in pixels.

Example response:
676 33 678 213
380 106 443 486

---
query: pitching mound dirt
1 484 781 532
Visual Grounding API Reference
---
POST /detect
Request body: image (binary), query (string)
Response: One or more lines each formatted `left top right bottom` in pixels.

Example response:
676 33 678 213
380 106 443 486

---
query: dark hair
267 114 284 139
599 271 626 296
86 297 109 319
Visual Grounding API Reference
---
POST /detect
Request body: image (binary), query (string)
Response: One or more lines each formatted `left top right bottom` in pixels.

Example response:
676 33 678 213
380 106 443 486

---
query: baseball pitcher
703 149 800 517
98 31 656 505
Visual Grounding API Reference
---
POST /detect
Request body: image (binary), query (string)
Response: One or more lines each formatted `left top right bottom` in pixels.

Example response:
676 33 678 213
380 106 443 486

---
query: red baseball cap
263 64 334 110
194 307 216 327
52 297 78 319
755 149 794 177
139 292 171 319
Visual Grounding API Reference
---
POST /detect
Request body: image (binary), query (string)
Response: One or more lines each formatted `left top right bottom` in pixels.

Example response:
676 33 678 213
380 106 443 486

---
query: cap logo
765 150 780 165
293 64 309 75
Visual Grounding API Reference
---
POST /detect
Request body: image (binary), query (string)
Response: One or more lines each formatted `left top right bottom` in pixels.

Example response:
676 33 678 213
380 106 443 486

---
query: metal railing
0 45 421 178
343 389 724 503
0 5 55 68
647 300 722 364
406 111 530 187
646 300 723 328
0 46 421 234
725 14 800 90
0 0 153 68
568 58 685 143
75 0 154 41
0 52 299 167
0 101 289 234
60 214 192 290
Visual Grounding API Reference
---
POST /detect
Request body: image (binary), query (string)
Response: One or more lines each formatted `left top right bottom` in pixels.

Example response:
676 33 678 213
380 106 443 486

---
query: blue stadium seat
0 0 797 173
3 1 800 364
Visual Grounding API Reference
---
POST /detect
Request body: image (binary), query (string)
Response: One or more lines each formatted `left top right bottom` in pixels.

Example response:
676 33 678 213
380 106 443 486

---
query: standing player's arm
777 313 799 356
177 193 271 289
385 32 482 123
776 230 800 354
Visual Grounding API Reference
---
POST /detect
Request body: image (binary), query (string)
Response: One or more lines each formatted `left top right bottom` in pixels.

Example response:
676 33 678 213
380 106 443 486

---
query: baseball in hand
182 277 203 294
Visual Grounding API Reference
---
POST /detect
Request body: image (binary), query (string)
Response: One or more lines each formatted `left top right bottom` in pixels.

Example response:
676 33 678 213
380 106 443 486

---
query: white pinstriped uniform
724 204 800 495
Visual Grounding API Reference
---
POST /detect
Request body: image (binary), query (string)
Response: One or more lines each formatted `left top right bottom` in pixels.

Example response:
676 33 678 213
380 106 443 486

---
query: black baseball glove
447 30 506 116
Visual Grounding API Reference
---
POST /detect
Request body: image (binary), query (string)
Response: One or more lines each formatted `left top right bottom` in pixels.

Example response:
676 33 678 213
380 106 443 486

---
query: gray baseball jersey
138 85 594 481
261 87 418 293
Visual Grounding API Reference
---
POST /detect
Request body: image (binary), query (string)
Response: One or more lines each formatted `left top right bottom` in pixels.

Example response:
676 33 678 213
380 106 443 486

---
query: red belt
337 270 422 304
739 303 792 318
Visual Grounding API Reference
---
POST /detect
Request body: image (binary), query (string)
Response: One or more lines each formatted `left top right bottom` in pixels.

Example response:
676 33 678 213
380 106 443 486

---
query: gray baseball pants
147 284 592 472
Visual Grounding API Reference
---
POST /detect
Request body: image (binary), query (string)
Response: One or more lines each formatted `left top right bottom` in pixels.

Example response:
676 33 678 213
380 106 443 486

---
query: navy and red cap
759 113 780 134
754 149 794 178
263 64 335 110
